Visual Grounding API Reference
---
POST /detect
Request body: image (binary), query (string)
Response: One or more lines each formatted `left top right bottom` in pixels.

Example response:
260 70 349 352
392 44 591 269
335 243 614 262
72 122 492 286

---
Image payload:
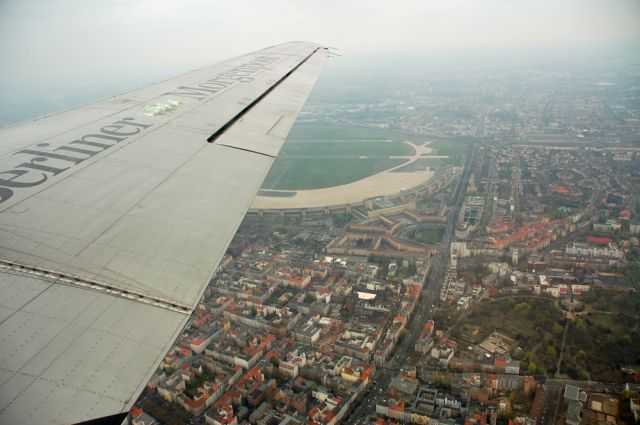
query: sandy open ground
251 142 440 209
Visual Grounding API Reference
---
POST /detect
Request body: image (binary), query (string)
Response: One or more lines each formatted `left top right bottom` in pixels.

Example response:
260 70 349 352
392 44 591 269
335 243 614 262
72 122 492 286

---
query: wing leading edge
0 41 329 424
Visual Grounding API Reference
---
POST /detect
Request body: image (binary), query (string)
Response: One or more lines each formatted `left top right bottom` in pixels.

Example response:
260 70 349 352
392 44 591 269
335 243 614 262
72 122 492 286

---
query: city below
129 57 640 425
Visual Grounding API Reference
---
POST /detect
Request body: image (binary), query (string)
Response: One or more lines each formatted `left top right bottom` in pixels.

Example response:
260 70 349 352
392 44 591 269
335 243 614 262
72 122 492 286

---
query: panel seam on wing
214 143 276 158
0 259 192 314
207 46 326 145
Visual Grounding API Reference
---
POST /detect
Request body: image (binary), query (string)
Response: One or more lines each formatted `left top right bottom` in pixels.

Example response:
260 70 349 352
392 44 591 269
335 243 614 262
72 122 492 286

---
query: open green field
416 228 443 244
262 124 414 190
428 141 467 165
285 124 418 141
262 157 406 190
279 140 414 158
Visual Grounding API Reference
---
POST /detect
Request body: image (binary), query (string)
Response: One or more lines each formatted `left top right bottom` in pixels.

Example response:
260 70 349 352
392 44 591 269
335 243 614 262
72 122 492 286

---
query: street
342 142 477 424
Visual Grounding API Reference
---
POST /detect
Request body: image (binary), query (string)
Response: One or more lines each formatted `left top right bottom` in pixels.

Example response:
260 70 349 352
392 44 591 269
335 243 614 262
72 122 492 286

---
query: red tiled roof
550 185 569 195
587 236 613 245
130 407 143 419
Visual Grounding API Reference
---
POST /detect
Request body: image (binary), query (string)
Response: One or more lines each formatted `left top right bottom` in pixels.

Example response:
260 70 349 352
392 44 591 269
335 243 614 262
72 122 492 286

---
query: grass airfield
254 123 466 209
262 124 417 190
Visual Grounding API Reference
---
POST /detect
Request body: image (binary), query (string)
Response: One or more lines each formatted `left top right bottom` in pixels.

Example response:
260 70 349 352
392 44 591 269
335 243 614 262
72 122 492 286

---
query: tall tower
512 249 519 267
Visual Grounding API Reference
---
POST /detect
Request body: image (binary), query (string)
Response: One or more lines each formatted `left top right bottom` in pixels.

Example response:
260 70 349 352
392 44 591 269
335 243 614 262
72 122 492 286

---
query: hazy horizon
1 0 639 126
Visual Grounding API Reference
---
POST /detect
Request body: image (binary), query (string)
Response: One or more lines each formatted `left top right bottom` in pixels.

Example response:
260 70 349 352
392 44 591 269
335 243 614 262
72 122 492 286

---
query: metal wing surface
0 41 328 424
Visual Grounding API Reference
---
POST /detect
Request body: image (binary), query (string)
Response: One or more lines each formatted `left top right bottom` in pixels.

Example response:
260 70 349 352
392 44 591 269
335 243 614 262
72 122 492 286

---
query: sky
1 0 639 125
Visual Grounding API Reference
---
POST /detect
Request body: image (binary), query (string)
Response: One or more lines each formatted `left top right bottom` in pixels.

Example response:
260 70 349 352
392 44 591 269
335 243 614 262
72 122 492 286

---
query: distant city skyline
1 0 639 125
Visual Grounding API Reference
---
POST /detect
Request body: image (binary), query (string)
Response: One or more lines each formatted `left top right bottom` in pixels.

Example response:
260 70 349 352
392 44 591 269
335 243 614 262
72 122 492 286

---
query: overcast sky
1 0 639 125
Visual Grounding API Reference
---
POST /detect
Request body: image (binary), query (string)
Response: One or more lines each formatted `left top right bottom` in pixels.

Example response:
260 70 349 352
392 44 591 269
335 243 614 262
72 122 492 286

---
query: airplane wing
0 41 329 424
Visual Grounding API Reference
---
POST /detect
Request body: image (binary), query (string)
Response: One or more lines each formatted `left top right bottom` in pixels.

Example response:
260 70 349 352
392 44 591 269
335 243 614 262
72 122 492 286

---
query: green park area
562 289 640 381
262 124 414 190
448 297 564 375
443 292 640 381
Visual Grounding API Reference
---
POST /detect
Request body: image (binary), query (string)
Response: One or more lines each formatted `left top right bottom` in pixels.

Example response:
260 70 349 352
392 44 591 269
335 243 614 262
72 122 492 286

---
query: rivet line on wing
0 259 192 314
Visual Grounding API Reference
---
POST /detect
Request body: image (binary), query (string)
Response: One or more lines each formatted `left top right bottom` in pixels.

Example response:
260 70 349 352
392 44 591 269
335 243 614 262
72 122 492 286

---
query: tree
497 412 511 425
432 376 451 391
552 323 564 336
546 346 557 360
576 350 587 363
398 328 410 342
514 302 531 312
619 388 639 422
577 368 589 380
527 361 537 375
